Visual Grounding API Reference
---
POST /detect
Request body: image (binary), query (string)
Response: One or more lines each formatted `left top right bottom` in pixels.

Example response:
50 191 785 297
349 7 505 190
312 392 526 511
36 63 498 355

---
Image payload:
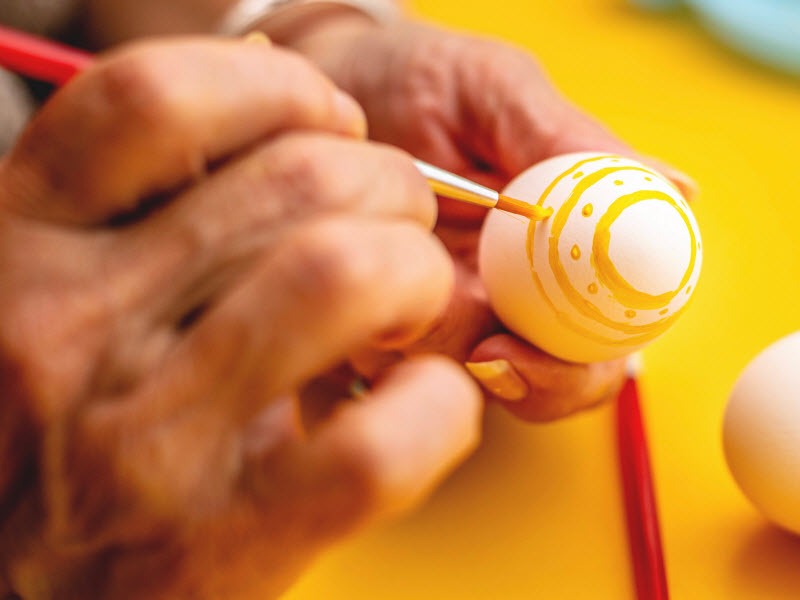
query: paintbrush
413 159 551 219
0 24 551 221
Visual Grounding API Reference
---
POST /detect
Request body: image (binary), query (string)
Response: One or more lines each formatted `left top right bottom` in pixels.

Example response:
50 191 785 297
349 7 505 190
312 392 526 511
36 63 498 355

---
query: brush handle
413 159 499 209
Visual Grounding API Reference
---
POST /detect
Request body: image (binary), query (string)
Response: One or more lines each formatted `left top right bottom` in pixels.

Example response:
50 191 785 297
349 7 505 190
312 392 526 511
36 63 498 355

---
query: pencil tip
497 195 553 220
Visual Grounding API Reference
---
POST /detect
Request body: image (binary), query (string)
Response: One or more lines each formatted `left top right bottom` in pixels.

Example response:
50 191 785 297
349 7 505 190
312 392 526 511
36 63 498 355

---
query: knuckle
96 51 189 135
257 137 436 225
265 134 333 202
284 220 376 303
463 36 542 82
400 39 458 121
279 220 452 341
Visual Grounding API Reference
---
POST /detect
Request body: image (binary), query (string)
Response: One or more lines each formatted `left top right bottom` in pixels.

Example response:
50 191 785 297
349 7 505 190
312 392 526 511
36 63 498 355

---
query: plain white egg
478 152 702 363
723 331 800 535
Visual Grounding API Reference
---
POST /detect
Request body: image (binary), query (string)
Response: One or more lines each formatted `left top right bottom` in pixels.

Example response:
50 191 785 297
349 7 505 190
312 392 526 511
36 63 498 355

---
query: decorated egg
723 331 800 535
478 152 702 363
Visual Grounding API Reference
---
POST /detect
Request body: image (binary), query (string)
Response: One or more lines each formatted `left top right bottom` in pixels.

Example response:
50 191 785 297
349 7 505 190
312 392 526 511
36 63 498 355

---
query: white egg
723 331 800 535
478 152 702 363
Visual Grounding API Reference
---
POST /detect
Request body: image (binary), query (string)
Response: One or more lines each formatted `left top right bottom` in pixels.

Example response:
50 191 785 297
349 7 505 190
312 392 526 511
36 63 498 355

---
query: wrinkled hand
293 18 693 421
0 39 481 599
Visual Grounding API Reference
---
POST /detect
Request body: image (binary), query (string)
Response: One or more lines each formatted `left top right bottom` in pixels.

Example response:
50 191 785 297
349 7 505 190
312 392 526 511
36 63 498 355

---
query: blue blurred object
631 0 800 75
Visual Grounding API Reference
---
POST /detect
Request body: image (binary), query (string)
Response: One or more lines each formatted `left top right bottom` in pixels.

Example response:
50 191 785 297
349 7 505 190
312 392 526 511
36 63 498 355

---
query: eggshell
478 152 702 363
723 331 800 535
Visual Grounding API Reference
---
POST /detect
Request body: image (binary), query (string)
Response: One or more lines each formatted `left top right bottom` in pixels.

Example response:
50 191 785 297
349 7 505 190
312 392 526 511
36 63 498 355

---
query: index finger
1 38 366 225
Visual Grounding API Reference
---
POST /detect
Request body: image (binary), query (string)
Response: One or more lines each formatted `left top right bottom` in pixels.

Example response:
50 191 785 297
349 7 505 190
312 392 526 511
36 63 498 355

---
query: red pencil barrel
617 377 669 600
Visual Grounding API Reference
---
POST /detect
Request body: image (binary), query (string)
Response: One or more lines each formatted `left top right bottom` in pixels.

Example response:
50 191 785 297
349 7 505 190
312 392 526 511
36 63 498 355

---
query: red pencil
0 24 91 85
617 374 670 600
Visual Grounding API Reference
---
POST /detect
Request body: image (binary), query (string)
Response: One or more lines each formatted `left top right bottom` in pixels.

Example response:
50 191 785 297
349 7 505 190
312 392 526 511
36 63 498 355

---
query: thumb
465 334 627 422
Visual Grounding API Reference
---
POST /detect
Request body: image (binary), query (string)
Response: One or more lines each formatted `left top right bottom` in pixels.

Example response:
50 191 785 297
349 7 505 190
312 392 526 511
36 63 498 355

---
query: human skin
76 2 696 421
0 39 481 599
278 12 693 421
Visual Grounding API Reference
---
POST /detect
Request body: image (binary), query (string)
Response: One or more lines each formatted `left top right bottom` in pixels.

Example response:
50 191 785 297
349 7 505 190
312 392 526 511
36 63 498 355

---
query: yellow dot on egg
588 283 599 294
582 204 594 217
572 171 584 179
614 180 624 186
686 286 692 295
660 308 669 315
570 245 581 260
645 177 652 182
625 309 637 319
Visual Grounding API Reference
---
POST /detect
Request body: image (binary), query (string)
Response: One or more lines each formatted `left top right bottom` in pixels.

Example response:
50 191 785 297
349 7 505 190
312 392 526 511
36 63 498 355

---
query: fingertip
389 354 484 418
363 228 453 351
375 355 484 512
469 334 623 422
374 355 484 436
332 89 368 139
320 354 482 519
404 159 439 232
640 156 699 202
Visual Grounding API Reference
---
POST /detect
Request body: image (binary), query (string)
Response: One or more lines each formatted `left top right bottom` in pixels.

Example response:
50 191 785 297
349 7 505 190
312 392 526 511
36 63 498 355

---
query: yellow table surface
286 1 800 598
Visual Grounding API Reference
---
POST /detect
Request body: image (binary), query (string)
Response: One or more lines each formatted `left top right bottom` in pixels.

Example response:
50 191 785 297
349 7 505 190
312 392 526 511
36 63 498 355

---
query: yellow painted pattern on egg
525 156 698 347
592 190 697 310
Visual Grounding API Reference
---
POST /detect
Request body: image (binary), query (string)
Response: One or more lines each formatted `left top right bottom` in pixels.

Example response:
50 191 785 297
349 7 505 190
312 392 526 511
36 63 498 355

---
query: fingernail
661 166 699 202
465 360 528 402
644 157 699 202
333 89 368 139
244 31 272 45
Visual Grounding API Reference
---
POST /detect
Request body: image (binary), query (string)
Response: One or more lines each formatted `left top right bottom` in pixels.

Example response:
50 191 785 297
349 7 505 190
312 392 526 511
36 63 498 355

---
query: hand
0 39 481 598
286 17 694 421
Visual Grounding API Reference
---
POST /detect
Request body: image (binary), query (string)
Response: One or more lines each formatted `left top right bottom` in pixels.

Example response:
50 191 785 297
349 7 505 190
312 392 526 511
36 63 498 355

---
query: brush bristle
497 195 553 220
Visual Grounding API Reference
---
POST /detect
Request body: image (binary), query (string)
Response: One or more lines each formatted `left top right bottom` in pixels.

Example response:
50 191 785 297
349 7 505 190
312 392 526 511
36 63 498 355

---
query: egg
478 152 702 363
723 331 800 535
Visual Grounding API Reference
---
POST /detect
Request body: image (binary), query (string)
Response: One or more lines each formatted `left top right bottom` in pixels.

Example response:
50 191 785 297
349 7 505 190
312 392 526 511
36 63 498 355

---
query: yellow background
286 1 800 598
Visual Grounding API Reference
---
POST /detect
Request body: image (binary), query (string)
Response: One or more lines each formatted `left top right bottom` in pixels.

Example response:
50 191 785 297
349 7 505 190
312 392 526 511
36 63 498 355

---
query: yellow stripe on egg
524 155 700 347
593 190 697 311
